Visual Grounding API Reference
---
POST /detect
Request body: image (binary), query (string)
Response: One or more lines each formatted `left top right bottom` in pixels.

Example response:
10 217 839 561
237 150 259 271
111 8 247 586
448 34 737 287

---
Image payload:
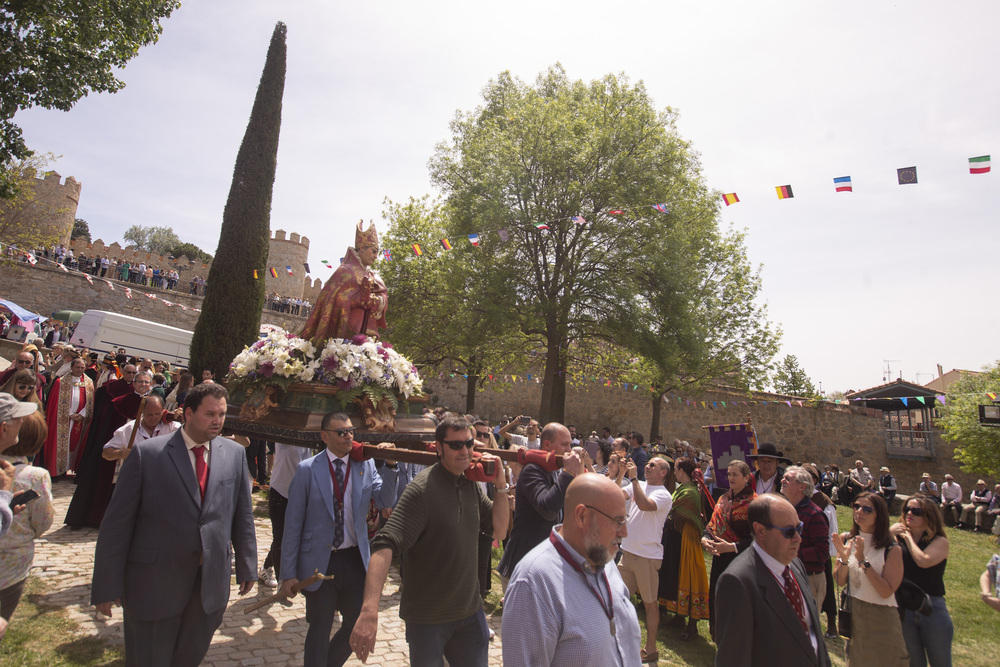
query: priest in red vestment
43 357 94 477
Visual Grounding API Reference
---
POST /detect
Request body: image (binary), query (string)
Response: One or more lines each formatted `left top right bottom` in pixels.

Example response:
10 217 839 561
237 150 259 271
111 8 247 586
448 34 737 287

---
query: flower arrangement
228 329 423 408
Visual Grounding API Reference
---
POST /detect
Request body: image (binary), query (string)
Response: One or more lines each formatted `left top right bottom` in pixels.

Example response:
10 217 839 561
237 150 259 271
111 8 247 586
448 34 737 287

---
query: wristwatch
862 560 872 572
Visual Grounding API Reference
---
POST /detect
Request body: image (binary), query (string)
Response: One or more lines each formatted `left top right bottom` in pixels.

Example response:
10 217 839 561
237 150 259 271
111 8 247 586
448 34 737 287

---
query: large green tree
430 65 769 422
380 196 531 413
0 153 68 251
772 354 817 397
190 22 285 379
122 224 180 255
0 1 180 198
937 363 1000 476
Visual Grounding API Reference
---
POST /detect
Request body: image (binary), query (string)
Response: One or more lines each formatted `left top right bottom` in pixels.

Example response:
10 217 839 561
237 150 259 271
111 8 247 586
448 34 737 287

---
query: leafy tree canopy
0 1 180 198
427 64 778 422
71 218 90 241
0 153 68 251
122 224 181 256
937 363 1000 476
169 241 213 264
772 354 817 397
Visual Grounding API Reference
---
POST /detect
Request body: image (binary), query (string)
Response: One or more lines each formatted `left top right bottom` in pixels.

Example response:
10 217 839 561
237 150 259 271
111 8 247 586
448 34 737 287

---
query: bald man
497 423 581 591
503 474 642 667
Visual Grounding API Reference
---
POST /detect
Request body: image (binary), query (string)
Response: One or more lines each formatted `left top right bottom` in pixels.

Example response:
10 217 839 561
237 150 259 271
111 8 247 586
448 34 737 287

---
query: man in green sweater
349 416 509 665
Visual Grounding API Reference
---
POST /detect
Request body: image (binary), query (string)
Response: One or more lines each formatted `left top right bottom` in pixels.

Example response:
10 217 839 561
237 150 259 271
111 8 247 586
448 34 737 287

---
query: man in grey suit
91 383 257 667
715 493 831 667
280 412 399 666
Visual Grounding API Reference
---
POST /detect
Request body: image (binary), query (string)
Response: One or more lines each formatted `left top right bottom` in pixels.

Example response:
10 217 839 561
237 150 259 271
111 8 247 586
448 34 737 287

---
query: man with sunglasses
280 412 400 667
350 416 508 666
715 494 831 667
781 467 831 611
497 422 581 594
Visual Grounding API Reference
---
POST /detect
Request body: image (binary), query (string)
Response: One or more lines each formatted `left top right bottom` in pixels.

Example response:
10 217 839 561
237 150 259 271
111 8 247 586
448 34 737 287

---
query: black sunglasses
475 431 491 439
852 503 875 515
325 427 356 438
442 438 476 450
16 384 36 391
903 506 925 517
764 522 804 539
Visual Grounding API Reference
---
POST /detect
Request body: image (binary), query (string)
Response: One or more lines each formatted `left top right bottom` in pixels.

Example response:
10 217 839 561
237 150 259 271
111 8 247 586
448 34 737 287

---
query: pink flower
259 361 275 377
350 334 368 345
337 378 355 391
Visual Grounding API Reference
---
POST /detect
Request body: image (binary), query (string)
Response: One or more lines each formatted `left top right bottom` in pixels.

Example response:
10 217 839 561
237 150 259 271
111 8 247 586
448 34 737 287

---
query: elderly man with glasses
280 412 400 667
350 415 508 666
781 466 831 608
715 493 831 667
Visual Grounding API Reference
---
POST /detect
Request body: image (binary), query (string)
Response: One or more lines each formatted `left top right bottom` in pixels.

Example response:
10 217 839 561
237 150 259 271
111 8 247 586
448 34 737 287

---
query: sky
14 1 1000 394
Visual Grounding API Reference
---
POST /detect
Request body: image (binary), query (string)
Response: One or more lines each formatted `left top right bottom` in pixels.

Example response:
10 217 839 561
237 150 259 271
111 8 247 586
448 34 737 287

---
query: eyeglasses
16 384 35 391
903 506 925 517
324 427 356 438
764 522 804 539
852 503 875 515
441 438 476 450
475 431 490 439
585 505 627 529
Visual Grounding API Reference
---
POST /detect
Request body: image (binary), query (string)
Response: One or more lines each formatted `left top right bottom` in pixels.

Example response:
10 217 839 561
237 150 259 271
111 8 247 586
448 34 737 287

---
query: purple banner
709 426 754 490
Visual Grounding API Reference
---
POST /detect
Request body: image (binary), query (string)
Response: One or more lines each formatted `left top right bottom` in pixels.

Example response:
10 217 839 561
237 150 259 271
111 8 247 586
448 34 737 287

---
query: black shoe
824 631 838 639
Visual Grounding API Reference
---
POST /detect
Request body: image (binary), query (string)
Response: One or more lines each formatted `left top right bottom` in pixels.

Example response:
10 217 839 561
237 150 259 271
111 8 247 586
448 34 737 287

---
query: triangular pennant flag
511 375 517 382
796 400 803 407
303 263 310 273
58 263 68 272
105 280 115 291
84 274 93 284
900 397 908 406
253 270 259 279
785 401 792 407
145 293 156 299
125 288 133 299
937 395 946 406
915 397 926 405
468 233 480 246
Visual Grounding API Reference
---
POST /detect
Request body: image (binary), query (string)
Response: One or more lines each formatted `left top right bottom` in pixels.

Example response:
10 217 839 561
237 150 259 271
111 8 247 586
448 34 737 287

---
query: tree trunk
538 335 566 424
465 373 477 414
649 392 663 442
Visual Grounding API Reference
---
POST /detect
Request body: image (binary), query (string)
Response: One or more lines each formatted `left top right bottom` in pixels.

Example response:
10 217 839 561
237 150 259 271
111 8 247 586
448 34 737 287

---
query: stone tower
28 171 81 246
265 229 310 298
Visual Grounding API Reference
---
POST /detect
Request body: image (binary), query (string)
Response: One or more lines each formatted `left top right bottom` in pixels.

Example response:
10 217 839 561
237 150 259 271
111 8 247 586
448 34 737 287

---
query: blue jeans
405 608 489 667
901 595 952 667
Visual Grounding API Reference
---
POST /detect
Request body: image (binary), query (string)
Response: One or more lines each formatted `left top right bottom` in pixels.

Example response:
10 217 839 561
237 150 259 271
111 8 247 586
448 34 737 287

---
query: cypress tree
189 22 286 379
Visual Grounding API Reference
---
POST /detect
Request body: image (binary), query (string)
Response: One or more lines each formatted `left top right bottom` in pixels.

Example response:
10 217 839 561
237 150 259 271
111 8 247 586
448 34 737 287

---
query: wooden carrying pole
244 570 335 613
124 396 148 452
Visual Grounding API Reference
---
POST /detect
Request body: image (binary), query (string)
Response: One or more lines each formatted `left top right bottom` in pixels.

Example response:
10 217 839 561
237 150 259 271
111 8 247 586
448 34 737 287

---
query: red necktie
192 445 208 501
782 566 809 634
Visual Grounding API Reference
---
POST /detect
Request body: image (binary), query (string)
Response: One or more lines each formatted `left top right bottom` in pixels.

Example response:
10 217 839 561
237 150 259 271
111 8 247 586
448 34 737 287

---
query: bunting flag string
375 152 989 260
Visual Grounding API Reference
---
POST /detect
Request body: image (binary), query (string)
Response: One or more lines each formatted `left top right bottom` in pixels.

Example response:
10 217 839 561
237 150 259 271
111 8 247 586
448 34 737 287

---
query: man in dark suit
91 383 257 666
715 493 830 667
496 422 581 590
280 412 399 667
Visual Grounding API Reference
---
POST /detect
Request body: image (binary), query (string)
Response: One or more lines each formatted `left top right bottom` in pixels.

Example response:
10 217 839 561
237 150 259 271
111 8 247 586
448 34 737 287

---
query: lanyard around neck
548 532 617 636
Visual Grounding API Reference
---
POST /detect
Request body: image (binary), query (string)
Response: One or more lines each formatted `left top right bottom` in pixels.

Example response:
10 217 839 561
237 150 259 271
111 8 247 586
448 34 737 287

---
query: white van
70 310 194 367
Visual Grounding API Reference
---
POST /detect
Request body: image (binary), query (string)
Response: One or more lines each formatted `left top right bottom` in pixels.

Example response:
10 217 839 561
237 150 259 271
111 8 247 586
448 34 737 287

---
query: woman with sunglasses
658 457 713 640
833 491 909 666
891 494 952 667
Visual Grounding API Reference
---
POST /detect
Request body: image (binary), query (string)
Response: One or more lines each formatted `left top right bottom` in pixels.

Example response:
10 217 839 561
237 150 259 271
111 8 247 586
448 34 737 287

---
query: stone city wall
0 262 308 339
427 375 991 495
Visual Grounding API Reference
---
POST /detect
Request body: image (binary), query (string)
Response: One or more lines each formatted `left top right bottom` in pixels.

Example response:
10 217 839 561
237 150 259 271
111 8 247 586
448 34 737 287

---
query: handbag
838 579 852 639
885 545 933 615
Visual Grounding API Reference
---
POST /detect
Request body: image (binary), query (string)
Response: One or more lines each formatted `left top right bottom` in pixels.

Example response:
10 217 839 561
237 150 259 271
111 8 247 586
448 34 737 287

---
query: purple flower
381 342 393 349
259 361 275 377
337 378 355 391
322 356 340 371
350 334 368 345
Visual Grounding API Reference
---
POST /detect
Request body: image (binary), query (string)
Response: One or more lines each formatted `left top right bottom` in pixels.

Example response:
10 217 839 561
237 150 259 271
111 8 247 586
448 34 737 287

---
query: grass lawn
492 505 1000 666
0 577 124 666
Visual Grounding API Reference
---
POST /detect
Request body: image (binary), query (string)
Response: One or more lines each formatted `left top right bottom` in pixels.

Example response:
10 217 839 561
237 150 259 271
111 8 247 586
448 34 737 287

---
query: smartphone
11 489 40 506
519 416 531 425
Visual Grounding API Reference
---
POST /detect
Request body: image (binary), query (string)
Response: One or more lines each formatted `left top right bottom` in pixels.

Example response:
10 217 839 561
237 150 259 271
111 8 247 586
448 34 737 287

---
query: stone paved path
30 479 505 666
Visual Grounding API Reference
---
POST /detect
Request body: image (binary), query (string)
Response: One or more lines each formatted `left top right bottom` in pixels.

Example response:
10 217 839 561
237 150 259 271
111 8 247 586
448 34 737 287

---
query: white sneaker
258 566 278 588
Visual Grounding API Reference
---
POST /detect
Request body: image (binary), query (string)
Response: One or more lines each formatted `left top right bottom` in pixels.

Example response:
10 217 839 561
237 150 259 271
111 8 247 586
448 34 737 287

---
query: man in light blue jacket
280 412 399 667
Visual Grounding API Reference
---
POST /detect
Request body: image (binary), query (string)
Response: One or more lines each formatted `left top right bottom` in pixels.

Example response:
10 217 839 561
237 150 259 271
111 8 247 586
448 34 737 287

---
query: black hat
747 442 792 465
